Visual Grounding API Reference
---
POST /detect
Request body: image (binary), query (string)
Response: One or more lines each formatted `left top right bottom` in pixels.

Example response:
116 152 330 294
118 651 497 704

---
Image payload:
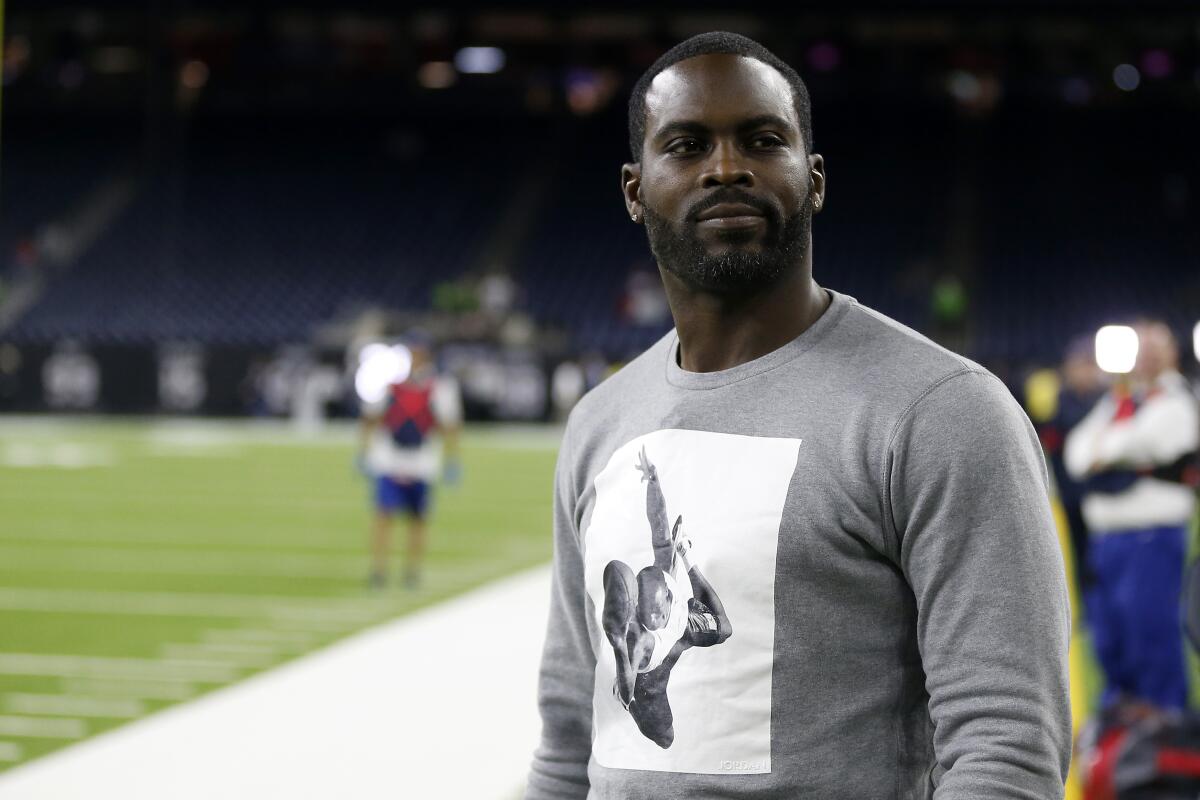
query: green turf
0 418 558 772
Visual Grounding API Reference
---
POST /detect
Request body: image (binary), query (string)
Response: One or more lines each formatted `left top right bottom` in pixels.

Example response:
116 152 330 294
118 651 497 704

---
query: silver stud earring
631 212 639 223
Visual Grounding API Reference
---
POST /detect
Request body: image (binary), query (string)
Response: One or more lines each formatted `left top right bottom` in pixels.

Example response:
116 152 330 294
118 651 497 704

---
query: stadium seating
4 107 1196 365
6 119 521 344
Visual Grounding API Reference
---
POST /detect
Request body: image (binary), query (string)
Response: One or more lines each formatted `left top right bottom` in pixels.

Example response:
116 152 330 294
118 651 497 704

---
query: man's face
1133 323 1177 381
627 54 821 295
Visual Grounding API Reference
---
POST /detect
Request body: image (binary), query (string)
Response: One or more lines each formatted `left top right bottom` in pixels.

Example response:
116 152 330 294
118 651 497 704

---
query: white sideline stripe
0 443 115 469
0 654 239 683
0 588 384 622
0 742 24 762
61 680 196 702
0 547 364 579
0 565 552 799
0 717 86 740
5 695 144 719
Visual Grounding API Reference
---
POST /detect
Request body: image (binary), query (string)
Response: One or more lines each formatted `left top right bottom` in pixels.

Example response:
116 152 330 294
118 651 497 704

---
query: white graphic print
584 428 801 774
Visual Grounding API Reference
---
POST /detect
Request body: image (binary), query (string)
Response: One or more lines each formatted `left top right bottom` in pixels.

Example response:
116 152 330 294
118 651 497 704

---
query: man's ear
621 162 642 223
808 153 826 213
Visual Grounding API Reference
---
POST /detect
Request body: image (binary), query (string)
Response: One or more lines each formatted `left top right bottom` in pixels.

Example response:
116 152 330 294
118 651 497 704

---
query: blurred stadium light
354 343 412 405
1112 63 1142 91
454 46 505 74
1095 325 1139 374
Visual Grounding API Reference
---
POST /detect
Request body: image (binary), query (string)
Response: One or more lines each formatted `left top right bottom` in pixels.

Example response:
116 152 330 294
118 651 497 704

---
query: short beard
642 193 812 296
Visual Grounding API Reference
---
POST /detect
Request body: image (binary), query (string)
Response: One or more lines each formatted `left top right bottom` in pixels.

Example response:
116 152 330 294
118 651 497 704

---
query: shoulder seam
878 366 998 560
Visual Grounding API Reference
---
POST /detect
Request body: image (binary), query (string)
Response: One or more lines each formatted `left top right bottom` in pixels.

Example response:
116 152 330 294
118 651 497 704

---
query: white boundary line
0 565 551 799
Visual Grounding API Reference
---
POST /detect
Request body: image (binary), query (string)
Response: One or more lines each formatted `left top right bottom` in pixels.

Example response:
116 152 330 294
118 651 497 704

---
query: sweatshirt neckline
664 288 852 390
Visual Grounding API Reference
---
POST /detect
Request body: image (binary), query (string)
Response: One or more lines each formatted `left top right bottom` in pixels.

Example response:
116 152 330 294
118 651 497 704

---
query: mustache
685 188 779 223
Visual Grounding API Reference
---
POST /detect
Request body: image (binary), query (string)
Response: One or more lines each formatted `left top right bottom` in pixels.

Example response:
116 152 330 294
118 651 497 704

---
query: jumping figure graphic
601 446 733 748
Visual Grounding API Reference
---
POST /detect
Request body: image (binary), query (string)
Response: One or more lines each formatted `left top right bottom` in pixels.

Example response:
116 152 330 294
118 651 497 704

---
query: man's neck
663 266 829 374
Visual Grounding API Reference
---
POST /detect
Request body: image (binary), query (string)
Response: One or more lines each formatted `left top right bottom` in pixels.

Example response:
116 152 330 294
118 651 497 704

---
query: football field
0 417 558 774
1 414 1185 798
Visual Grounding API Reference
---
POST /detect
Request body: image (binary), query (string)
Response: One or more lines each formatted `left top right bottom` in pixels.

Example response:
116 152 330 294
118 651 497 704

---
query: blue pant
374 476 429 518
1085 524 1188 710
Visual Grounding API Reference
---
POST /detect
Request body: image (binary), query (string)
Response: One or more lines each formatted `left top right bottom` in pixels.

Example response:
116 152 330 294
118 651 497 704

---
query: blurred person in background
1065 321 1200 712
527 31 1070 800
357 334 463 589
1038 336 1107 598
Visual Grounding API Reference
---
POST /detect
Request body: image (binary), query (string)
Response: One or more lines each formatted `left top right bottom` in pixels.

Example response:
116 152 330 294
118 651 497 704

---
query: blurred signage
41 342 100 410
158 344 208 412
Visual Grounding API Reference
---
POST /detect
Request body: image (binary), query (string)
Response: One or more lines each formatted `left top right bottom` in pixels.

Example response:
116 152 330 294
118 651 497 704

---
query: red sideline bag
1081 706 1200 800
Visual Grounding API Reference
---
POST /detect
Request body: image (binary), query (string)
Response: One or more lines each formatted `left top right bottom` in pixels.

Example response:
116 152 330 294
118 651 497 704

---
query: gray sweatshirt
527 289 1071 800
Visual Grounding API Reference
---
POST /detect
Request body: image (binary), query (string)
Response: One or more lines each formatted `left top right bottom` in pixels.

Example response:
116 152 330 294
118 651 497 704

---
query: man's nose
701 140 753 188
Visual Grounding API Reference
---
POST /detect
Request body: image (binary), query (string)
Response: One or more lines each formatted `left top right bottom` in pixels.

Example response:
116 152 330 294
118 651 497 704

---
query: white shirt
1064 370 1198 533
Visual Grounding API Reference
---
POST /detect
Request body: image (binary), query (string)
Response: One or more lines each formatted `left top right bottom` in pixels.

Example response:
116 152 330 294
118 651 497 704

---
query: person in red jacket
357 335 462 589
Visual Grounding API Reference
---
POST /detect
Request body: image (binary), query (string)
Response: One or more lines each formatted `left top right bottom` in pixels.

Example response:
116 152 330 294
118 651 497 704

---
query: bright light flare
1095 325 1139 374
454 47 504 74
1113 63 1141 92
1192 321 1200 364
355 343 412 405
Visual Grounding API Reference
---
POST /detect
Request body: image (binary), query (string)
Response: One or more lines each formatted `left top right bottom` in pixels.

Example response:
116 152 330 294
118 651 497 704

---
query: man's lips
694 202 767 230
695 202 764 221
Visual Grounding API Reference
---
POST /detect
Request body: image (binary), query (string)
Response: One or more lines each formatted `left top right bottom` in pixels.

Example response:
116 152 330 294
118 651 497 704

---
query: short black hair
628 31 814 161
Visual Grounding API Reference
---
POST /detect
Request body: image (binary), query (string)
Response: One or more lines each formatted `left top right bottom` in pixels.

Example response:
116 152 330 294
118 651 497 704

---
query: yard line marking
0 565 551 799
262 616 367 633
0 717 86 739
166 642 277 657
0 488 349 511
0 587 388 621
0 547 364 580
160 645 279 670
0 742 23 762
201 629 319 648
0 654 238 683
61 680 196 702
0 527 359 551
468 425 564 450
5 694 144 719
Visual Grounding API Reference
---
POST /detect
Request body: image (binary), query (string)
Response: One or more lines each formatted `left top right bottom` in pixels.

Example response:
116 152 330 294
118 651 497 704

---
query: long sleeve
525 428 595 799
1063 395 1112 480
1090 386 1198 468
887 370 1072 800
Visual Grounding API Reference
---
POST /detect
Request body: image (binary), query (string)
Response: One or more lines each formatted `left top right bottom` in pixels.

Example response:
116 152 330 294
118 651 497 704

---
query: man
358 335 462 588
527 32 1070 799
1064 321 1199 712
1038 336 1107 596
602 447 732 749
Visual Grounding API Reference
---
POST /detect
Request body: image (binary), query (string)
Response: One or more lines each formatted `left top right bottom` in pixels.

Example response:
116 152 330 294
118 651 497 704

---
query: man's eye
750 134 785 148
667 138 703 154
